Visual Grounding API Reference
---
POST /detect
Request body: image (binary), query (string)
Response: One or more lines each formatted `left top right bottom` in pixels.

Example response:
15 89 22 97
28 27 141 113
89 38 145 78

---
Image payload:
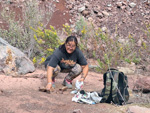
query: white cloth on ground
72 90 102 105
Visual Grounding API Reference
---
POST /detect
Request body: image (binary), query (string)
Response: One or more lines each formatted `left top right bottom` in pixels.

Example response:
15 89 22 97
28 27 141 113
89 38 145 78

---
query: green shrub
74 18 144 73
0 0 54 58
31 25 62 64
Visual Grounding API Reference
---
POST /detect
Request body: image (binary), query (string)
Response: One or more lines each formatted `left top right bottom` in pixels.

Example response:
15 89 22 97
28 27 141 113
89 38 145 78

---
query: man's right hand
46 83 54 91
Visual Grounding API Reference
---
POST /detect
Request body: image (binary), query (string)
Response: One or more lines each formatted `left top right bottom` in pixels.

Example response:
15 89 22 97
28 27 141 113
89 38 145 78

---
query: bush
0 0 54 58
74 18 147 73
31 25 62 64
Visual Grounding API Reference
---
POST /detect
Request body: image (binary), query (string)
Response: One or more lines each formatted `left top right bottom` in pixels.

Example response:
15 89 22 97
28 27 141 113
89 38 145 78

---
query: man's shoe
52 81 55 88
62 79 72 89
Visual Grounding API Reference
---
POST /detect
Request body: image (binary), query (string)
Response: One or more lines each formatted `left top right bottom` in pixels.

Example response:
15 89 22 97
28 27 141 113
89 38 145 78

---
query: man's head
65 36 78 54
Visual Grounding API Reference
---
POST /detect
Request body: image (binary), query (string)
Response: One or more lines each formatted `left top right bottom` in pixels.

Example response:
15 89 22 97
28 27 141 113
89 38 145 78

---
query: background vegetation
0 0 150 73
0 0 54 58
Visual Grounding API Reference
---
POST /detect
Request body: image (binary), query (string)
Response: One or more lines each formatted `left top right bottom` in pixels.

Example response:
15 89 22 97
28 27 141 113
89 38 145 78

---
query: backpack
100 68 129 105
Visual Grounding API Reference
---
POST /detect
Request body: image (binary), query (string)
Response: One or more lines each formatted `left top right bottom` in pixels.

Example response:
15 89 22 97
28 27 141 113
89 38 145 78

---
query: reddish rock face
48 0 71 29
134 76 150 93
0 0 72 30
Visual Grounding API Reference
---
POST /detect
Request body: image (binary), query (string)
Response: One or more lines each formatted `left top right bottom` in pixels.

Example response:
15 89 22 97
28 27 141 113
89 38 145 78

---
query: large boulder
0 37 35 75
117 62 136 75
133 76 150 93
127 105 150 113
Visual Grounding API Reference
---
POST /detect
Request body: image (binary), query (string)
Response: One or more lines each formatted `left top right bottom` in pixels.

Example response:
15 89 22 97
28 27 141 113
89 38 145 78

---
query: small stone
78 6 85 13
55 0 59 3
129 2 136 8
116 2 122 8
5 7 9 11
97 12 103 18
67 4 73 10
101 26 107 32
102 11 109 16
88 17 93 22
107 4 112 7
82 10 90 16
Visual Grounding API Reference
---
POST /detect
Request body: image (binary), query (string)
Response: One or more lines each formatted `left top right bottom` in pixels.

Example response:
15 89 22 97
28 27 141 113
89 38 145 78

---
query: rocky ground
0 0 150 113
65 0 150 40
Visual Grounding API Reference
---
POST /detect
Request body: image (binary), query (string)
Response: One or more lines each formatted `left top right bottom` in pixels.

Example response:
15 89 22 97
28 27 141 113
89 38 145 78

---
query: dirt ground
0 69 150 113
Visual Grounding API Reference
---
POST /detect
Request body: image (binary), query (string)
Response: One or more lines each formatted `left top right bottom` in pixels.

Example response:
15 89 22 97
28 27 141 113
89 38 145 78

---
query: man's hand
46 83 54 91
79 77 85 82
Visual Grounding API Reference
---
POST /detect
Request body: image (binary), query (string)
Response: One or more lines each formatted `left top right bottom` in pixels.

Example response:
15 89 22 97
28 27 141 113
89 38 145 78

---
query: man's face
65 41 76 54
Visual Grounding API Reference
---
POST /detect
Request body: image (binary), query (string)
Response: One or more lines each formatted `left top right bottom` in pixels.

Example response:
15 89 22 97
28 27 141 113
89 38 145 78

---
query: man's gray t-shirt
45 47 87 70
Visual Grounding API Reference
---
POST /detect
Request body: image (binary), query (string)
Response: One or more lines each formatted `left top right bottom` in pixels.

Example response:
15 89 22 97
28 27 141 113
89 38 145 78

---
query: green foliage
125 58 131 64
97 59 104 69
92 51 96 58
31 24 62 64
132 57 140 64
75 15 87 33
63 24 73 36
0 0 53 58
74 18 148 73
0 10 28 50
75 16 91 57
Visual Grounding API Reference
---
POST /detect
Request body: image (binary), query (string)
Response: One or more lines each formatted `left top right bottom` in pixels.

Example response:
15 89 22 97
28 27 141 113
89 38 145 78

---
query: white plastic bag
75 80 84 90
70 80 84 94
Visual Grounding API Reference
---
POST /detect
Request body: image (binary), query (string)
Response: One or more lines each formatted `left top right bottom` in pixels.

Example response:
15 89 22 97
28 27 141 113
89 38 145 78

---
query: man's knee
71 64 82 75
53 65 61 76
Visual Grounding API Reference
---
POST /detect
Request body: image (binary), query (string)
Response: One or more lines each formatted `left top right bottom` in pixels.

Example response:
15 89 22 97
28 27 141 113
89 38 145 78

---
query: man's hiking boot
51 79 56 88
52 81 55 88
62 79 72 89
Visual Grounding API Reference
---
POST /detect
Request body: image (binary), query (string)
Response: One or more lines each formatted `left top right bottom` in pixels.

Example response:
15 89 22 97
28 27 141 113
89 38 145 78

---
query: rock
0 37 35 75
67 4 73 10
116 2 122 8
55 0 59 3
117 67 135 75
137 39 142 47
93 7 100 14
82 10 90 16
5 7 9 11
127 105 150 113
118 38 126 43
107 4 112 7
146 65 150 72
87 17 94 22
102 11 109 16
122 1 127 6
97 12 103 18
117 62 136 75
65 0 149 40
129 2 136 8
78 6 85 13
101 26 107 32
134 76 150 93
107 7 112 11
84 1 90 8
121 5 126 10
73 109 82 113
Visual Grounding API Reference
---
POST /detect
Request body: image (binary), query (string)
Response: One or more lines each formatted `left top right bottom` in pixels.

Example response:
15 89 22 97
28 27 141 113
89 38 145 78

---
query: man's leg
52 65 61 86
62 64 82 88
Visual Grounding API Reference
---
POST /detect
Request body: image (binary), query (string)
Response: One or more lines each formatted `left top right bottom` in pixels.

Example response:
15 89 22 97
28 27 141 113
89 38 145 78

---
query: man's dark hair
65 36 78 46
59 36 78 52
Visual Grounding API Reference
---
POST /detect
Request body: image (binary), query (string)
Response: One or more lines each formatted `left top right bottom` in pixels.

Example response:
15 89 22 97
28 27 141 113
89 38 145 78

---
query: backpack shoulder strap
111 70 120 104
101 72 112 102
